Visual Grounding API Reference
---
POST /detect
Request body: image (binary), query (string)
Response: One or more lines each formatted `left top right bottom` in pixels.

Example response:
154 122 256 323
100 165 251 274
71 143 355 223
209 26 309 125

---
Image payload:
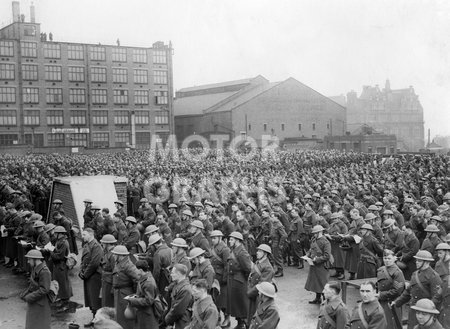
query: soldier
326 212 348 280
356 223 383 279
394 250 442 329
20 250 51 329
138 198 156 227
188 220 210 256
411 299 444 329
434 243 450 328
344 209 365 280
33 220 50 248
99 234 117 308
156 214 172 245
189 247 215 291
305 225 332 304
421 225 443 266
269 212 288 277
398 222 420 280
248 282 280 329
123 216 140 254
382 218 404 254
168 203 181 233
51 199 65 217
349 281 387 329
288 207 306 269
317 281 350 329
83 198 94 227
114 200 126 221
185 279 219 329
148 234 172 295
170 237 191 272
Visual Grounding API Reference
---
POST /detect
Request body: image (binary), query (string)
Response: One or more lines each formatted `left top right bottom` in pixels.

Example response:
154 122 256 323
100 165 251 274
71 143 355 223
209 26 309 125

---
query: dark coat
101 248 115 307
23 262 51 329
349 300 387 329
50 236 72 299
165 278 193 329
328 220 348 268
357 233 383 279
210 240 230 310
185 295 219 329
435 258 450 328
128 272 159 329
317 296 349 329
190 232 211 257
249 298 280 329
399 232 420 280
152 243 172 293
377 264 405 328
191 259 215 291
305 235 331 293
81 238 103 311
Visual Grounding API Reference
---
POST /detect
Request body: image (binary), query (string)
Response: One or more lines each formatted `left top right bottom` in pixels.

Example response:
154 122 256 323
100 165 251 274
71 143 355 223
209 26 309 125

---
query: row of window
0 87 168 105
0 41 167 63
0 109 169 126
0 64 166 84
256 122 325 132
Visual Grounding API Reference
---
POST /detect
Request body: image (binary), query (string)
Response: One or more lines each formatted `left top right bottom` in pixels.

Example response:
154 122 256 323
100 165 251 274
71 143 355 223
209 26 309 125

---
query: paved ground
0 255 362 329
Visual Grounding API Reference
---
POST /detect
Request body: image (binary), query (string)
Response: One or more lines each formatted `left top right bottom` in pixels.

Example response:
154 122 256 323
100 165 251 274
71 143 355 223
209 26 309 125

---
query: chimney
385 79 391 91
12 1 20 23
428 129 431 146
30 3 35 23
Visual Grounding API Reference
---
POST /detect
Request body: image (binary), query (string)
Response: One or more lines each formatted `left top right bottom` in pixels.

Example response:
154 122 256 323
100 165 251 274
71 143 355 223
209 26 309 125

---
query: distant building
0 2 173 149
343 80 424 151
174 75 346 147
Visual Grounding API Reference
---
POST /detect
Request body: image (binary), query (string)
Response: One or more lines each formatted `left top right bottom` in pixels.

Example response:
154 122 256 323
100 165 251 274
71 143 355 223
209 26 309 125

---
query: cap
25 250 44 259
424 224 440 233
312 193 320 198
311 225 325 234
125 216 137 224
414 250 434 262
257 244 272 254
210 230 223 238
111 245 129 255
190 220 204 230
410 299 440 314
229 231 244 241
188 247 205 259
52 199 62 204
256 282 276 298
171 238 188 248
144 225 159 235
54 226 67 234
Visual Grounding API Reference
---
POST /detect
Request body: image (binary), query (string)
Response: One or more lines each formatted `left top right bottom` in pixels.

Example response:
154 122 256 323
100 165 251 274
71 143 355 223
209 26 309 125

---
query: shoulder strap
381 267 393 285
413 271 429 296
360 241 377 260
209 247 222 262
357 303 369 329
322 304 337 328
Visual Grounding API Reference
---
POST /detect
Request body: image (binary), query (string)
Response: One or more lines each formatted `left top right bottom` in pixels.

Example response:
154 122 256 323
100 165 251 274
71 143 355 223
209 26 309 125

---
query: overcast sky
1 0 449 137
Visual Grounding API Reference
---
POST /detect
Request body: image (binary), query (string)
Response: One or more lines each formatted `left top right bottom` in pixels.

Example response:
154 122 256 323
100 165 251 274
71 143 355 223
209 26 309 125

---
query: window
44 65 62 81
69 88 86 104
93 110 108 125
136 132 150 146
154 70 168 84
68 66 85 82
134 90 149 105
135 111 149 124
281 123 285 131
114 110 129 125
0 41 14 56
155 90 168 105
91 89 107 104
70 110 86 125
133 69 148 84
43 43 61 58
113 89 128 104
112 68 127 83
23 87 38 104
91 67 107 83
47 110 64 125
155 111 169 124
22 64 38 80
92 132 109 147
0 87 16 103
90 46 106 61
23 25 36 36
46 88 63 104
0 110 17 126
21 42 37 57
112 48 127 62
0 63 14 80
68 45 84 60
132 49 147 63
153 50 167 64
312 123 316 131
24 110 40 125
263 123 267 132
298 123 302 131
115 132 130 146
0 134 18 146
48 133 65 146
25 133 43 147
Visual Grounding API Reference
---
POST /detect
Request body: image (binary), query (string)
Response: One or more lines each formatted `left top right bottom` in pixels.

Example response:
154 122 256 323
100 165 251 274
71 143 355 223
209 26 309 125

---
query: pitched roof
177 78 254 93
174 91 238 116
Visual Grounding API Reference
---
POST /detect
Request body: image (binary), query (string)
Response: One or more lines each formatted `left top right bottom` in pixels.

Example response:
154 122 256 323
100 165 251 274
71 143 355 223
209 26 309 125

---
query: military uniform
152 242 172 294
185 295 219 329
435 258 450 328
317 296 349 329
127 272 159 329
249 298 280 329
384 227 404 253
191 258 215 291
165 278 193 329
413 319 444 329
305 235 331 293
377 264 405 329
81 238 103 314
357 233 383 279
350 300 387 329
100 248 115 307
398 232 420 280
210 240 230 311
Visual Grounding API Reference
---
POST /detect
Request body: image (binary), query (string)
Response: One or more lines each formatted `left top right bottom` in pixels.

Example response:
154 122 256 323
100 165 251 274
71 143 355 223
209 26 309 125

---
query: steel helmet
168 203 178 209
312 193 320 198
304 194 312 199
91 204 101 210
190 220 204 230
443 192 450 200
193 201 204 208
210 230 223 238
188 247 205 259
257 244 272 254
144 225 159 235
424 224 440 233
410 298 440 314
140 198 148 203
100 234 117 244
54 226 67 234
382 219 395 229
382 209 394 215
33 220 45 228
361 223 374 231
330 213 342 219
125 216 137 224
365 213 377 221
435 243 450 251
25 250 44 259
445 233 450 243
311 225 325 234
171 238 188 248
331 190 339 195
179 196 187 202
256 282 276 298
111 245 129 255
44 223 56 233
229 231 244 241
83 198 93 203
404 197 414 203
414 250 434 262
114 200 124 206
182 209 193 217
52 199 63 204
148 234 162 246
430 215 443 222
375 202 383 207
368 205 379 211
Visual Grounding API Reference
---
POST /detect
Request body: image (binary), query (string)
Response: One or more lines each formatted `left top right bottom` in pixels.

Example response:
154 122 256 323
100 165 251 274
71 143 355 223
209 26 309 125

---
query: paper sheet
353 235 362 244
301 256 315 266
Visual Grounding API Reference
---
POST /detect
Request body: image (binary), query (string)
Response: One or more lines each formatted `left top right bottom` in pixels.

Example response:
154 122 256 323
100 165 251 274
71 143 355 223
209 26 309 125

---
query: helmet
193 201 204 208
445 233 450 243
114 200 124 206
125 216 137 224
365 213 377 221
44 223 56 233
424 224 440 233
182 210 193 217
382 219 395 229
410 298 440 314
404 197 414 203
54 226 67 234
190 220 204 230
30 213 43 221
25 250 44 259
382 210 394 215
204 200 214 207
435 243 450 251
256 282 276 298
331 190 339 195
368 205 379 211
330 213 341 219
83 198 93 203
414 250 434 262
52 199 62 204
361 224 374 231
144 225 159 235
91 204 101 210
229 231 244 241
257 244 272 254
148 234 162 246
188 247 205 259
33 220 45 228
100 234 117 244
246 203 257 211
168 203 178 209
179 196 188 202
430 215 443 222
111 245 129 255
443 192 450 200
304 194 312 199
140 198 148 203
210 230 223 238
171 238 188 248
312 193 320 198
311 225 325 234
375 202 383 207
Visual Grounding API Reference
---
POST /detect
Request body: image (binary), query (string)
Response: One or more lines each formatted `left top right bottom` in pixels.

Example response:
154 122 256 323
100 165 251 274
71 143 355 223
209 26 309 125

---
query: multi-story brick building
345 80 424 151
0 2 173 149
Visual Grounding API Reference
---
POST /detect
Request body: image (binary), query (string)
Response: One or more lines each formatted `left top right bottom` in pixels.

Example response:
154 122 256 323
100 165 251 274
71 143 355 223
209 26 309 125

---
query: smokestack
30 3 35 23
12 1 20 23
428 129 430 146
